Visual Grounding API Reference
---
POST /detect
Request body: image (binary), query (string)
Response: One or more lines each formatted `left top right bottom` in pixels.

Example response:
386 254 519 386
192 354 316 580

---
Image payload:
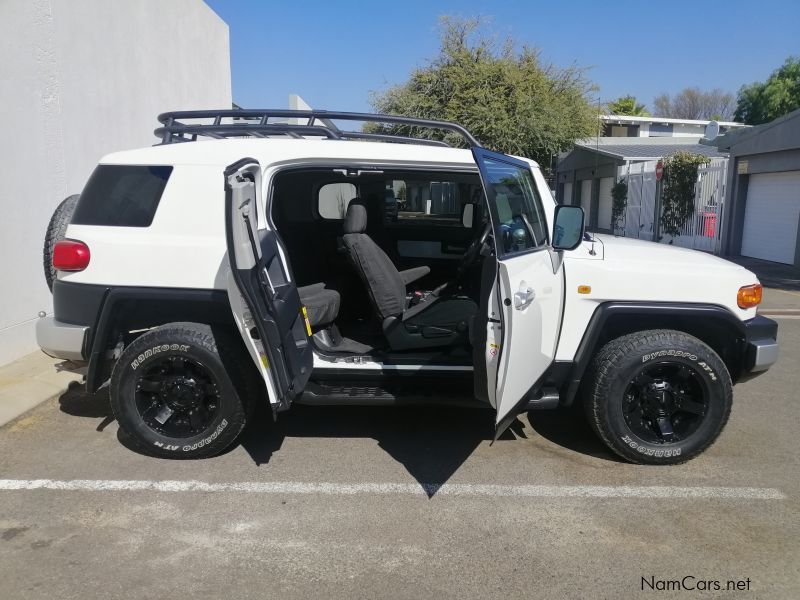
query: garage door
597 177 614 231
580 179 592 223
562 182 572 205
741 171 800 264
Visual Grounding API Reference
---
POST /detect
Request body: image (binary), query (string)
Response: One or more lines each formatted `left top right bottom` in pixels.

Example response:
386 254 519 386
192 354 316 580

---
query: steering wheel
433 222 492 297
457 221 492 277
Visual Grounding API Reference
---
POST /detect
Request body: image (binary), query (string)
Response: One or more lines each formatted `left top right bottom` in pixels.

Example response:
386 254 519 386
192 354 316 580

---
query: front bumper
742 315 779 374
35 316 88 362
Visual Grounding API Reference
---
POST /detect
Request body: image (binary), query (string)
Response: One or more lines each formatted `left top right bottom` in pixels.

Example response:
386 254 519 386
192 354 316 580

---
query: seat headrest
343 198 367 234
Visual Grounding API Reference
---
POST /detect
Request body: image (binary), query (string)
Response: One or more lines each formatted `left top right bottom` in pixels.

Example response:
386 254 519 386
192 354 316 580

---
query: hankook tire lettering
131 344 190 370
621 435 682 458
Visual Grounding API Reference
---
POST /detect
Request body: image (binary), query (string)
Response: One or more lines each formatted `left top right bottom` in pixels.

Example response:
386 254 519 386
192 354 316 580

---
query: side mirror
461 203 474 228
552 205 585 251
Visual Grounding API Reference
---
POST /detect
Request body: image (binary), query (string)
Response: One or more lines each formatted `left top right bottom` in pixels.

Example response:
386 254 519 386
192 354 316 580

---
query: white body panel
62 166 229 289
740 171 800 265
554 235 759 362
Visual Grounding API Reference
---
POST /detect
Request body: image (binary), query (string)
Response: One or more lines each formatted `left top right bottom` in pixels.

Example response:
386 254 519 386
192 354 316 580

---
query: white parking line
0 479 786 499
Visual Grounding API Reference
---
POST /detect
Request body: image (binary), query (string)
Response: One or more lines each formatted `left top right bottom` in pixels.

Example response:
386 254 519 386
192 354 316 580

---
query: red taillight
53 240 90 271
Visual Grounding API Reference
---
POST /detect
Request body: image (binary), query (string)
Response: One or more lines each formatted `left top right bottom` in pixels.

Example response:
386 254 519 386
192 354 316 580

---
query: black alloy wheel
135 355 221 438
622 362 709 445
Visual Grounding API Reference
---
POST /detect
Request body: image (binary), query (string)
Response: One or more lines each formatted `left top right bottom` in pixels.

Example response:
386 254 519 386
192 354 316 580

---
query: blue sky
205 0 800 114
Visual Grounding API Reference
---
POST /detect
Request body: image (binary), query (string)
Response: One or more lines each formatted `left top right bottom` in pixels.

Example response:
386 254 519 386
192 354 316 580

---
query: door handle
513 282 535 310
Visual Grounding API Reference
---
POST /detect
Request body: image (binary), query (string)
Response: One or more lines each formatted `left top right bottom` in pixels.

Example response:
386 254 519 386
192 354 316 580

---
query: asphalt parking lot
1 319 798 599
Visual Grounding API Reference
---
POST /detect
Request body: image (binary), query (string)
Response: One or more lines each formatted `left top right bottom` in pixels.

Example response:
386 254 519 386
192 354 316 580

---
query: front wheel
110 322 253 459
585 330 732 465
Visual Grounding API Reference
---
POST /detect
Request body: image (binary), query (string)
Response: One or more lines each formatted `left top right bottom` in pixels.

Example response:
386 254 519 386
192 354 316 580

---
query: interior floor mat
313 330 375 355
329 336 374 354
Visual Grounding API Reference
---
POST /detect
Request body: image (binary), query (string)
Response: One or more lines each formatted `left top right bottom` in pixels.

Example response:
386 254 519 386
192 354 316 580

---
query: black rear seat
298 283 340 329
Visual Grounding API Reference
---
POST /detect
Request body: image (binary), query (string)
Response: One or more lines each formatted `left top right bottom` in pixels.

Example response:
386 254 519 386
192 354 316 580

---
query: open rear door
471 148 565 439
224 158 313 412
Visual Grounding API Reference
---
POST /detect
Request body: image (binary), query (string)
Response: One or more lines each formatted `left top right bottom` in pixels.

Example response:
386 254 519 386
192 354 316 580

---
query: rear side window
72 165 173 227
318 182 357 219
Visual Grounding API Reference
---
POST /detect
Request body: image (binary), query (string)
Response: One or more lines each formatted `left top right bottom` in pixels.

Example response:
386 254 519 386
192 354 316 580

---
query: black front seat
340 199 477 350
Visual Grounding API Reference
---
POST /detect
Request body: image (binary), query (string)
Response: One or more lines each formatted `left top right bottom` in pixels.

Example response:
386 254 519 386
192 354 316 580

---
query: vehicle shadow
57 381 116 431
239 404 522 495
57 384 619 488
525 408 623 462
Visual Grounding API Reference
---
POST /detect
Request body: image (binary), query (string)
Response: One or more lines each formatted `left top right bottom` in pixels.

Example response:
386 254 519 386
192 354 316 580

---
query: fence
617 158 727 254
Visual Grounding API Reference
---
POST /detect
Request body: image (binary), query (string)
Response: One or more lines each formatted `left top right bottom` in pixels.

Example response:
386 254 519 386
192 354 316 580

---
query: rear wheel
43 194 79 292
585 330 732 465
110 322 253 459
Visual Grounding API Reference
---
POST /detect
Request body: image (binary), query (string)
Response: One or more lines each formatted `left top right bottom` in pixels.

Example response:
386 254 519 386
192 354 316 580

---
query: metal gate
623 161 657 240
664 159 727 253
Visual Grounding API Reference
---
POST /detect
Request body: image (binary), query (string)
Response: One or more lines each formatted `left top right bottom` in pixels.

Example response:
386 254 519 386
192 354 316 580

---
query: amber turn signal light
737 284 762 308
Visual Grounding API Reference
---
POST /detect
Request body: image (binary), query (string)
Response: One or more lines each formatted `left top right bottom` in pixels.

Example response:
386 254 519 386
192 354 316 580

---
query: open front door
224 158 313 413
471 148 565 438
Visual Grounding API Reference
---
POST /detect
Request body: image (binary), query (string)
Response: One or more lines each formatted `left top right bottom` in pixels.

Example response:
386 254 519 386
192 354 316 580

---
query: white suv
37 109 778 464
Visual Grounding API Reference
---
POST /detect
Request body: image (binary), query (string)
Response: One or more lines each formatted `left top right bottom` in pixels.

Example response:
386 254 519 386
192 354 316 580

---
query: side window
318 182 357 219
72 165 172 227
385 179 475 227
481 157 548 255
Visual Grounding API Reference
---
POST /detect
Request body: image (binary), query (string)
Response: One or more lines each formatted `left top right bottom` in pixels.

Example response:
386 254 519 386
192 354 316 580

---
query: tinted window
72 165 173 227
318 183 357 219
480 157 548 256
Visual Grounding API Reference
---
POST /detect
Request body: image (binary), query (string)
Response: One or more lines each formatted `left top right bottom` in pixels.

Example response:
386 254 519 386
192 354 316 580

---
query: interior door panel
225 160 313 411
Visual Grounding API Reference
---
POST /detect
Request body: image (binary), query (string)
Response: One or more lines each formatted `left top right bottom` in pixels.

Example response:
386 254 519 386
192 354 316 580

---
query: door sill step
296 380 485 408
525 387 560 410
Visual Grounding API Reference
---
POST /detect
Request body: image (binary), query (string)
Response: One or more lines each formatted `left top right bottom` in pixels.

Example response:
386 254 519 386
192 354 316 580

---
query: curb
0 386 78 429
0 353 84 428
759 309 800 317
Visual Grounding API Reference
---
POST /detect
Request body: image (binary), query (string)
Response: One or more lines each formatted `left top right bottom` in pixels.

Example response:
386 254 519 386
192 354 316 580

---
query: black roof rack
155 109 481 148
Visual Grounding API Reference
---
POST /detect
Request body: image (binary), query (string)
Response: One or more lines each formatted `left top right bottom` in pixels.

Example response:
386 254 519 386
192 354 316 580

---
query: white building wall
670 123 706 137
0 0 231 366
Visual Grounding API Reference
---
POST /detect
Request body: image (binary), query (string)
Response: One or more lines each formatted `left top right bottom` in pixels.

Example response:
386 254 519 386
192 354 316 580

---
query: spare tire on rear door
43 194 79 292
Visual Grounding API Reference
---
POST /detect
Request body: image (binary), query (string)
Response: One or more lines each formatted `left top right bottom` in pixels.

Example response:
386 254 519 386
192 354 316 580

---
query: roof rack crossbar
155 109 480 147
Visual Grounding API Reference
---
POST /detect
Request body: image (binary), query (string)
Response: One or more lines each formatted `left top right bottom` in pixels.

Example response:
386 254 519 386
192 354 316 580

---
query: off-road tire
110 322 254 459
43 194 80 292
585 329 732 465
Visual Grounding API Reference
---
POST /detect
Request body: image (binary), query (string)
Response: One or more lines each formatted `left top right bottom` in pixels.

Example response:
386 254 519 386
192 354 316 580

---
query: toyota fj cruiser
37 109 779 464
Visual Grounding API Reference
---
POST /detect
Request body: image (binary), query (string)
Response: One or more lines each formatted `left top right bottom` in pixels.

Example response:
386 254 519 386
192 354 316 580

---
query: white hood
593 234 748 273
563 233 761 323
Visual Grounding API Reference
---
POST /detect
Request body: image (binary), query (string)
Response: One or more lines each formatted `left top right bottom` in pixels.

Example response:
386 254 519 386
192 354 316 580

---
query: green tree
368 17 598 167
735 57 800 125
607 95 650 116
660 151 710 239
